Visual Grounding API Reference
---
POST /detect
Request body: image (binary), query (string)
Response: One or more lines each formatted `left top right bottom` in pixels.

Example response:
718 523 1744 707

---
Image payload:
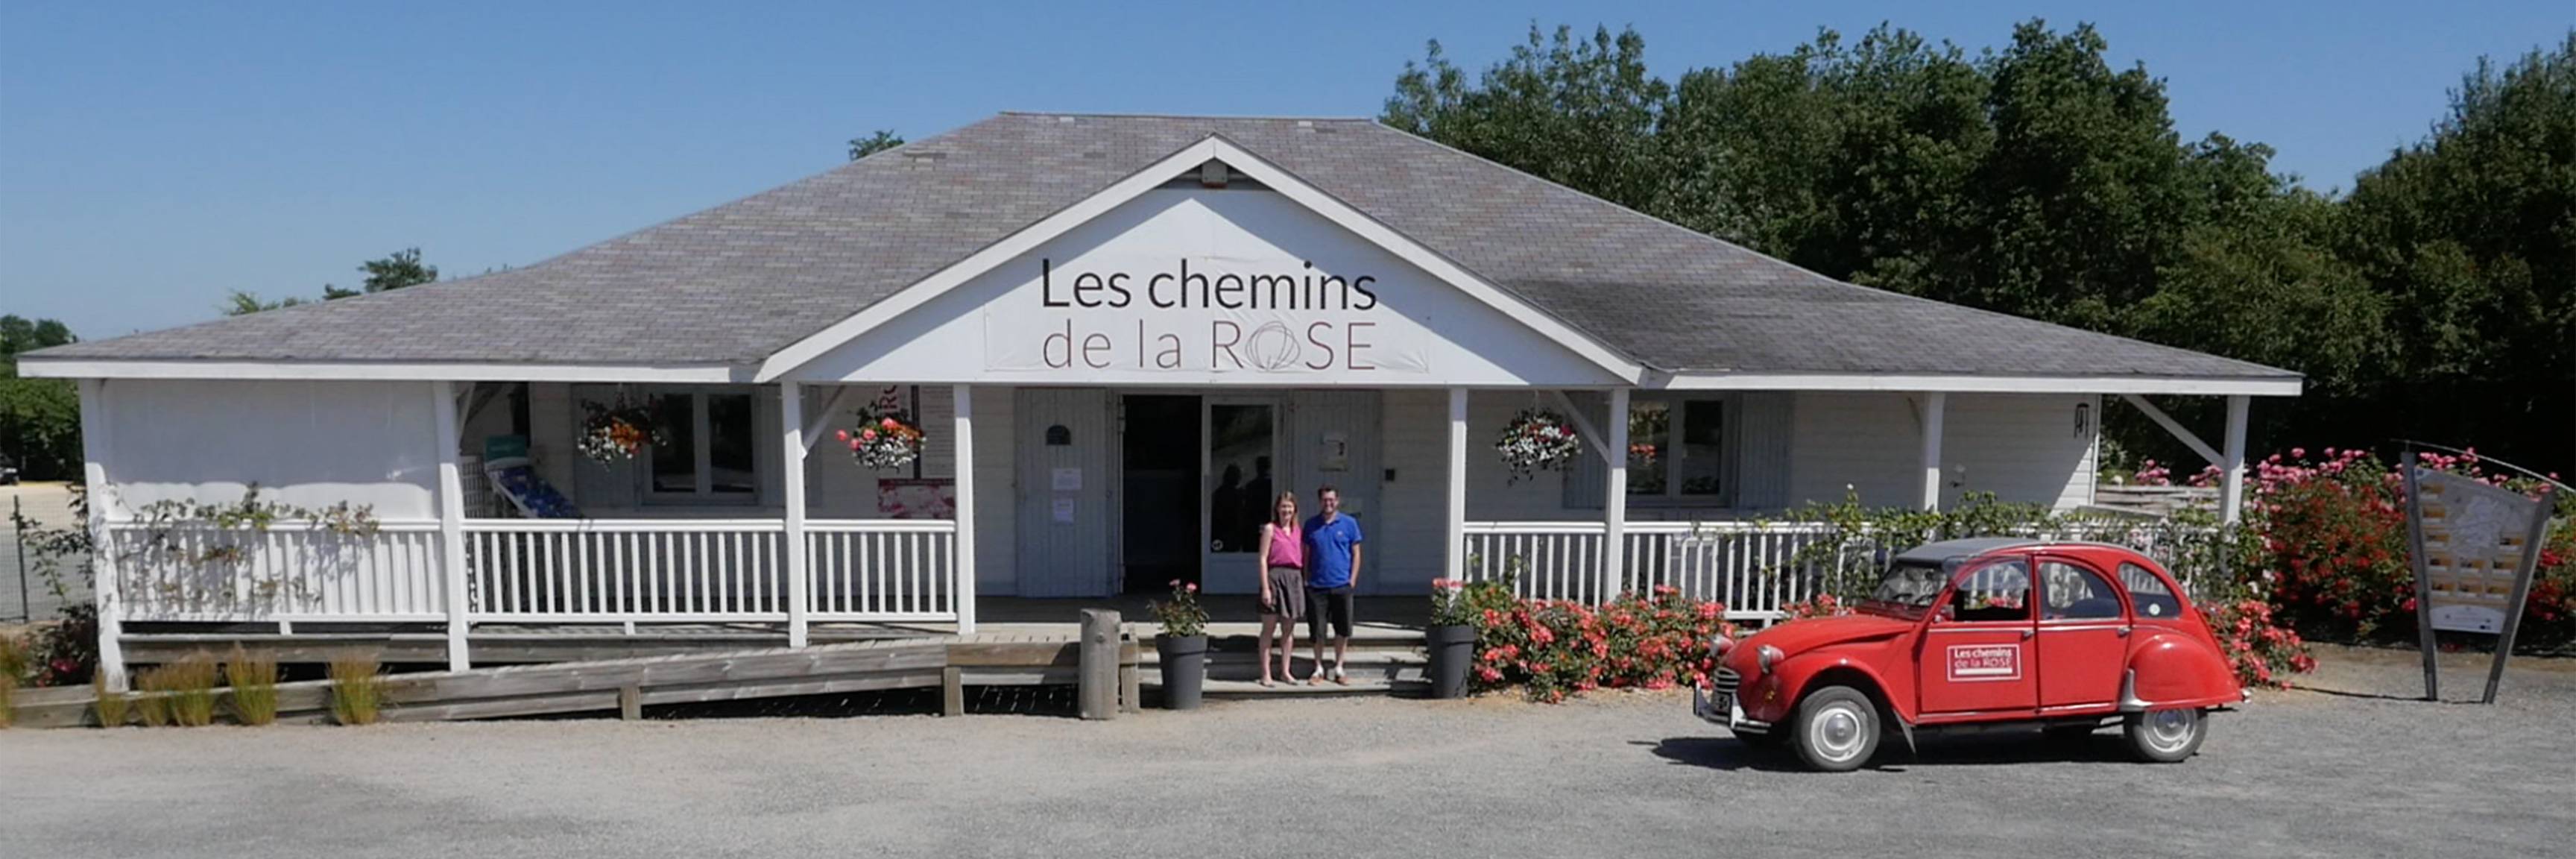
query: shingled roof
30 112 2297 385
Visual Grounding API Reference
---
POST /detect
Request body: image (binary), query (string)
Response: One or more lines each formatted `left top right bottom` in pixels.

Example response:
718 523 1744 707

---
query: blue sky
4 1 2569 339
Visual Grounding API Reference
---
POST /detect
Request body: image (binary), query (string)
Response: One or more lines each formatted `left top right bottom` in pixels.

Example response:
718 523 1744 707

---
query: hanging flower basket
841 388 927 471
577 398 664 463
1494 408 1582 483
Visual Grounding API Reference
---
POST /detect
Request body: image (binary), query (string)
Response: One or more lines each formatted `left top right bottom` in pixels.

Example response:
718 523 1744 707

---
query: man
1303 485 1363 685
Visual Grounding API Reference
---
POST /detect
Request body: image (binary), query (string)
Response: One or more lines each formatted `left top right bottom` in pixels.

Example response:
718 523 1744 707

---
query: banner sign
2402 451 2558 703
983 257 1433 377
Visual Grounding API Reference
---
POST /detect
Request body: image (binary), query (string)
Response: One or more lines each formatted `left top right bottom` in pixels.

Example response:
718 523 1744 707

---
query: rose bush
1465 581 1734 702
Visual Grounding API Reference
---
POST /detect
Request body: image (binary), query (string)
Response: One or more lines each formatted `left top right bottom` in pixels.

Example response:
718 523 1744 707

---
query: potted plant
839 387 928 471
1426 579 1479 698
1493 408 1581 483
1149 579 1209 710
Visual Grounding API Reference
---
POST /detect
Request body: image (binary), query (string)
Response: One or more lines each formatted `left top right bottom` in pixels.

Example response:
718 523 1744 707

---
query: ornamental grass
159 652 220 727
224 646 280 726
329 650 386 726
0 634 26 729
92 673 130 728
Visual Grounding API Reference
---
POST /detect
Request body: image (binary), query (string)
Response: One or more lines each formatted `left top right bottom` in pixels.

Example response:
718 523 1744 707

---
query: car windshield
1862 561 1950 615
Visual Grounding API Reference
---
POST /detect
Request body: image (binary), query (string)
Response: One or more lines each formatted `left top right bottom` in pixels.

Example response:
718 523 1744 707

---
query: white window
644 390 757 503
1627 395 1734 504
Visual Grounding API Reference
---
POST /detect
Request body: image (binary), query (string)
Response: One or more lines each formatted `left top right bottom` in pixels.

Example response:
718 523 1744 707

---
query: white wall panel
101 379 439 520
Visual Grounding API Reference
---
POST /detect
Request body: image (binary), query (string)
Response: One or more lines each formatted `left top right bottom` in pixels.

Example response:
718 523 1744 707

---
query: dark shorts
1307 586 1354 641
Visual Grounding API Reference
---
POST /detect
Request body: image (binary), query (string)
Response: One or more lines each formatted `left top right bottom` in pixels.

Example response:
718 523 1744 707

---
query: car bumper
1692 679 1772 736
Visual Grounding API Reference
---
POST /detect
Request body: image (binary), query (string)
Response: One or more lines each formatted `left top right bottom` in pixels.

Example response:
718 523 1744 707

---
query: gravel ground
4 645 2572 859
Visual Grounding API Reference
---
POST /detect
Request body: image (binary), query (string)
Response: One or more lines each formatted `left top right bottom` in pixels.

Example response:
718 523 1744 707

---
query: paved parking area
3 645 2571 858
1 483 87 624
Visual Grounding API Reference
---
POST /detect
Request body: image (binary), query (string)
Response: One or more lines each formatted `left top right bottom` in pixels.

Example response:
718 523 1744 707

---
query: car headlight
1707 634 1734 660
1756 644 1784 675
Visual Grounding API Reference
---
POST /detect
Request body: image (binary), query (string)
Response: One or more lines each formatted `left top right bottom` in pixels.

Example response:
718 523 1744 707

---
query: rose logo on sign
1246 321 1299 371
1946 644 2022 682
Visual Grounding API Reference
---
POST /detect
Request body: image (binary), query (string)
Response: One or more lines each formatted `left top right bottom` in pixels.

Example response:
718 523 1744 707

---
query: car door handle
2020 629 2034 641
2117 626 2132 638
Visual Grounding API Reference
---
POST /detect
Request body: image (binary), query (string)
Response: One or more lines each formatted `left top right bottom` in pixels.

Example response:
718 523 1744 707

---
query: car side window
1948 558 2030 623
2120 562 2184 619
2039 560 2124 620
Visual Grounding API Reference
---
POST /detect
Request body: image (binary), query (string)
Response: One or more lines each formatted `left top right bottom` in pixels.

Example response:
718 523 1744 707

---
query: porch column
780 382 809 648
432 380 471 671
2220 394 2250 524
952 385 978 635
1444 388 1468 583
1919 391 1947 511
76 379 127 690
1602 388 1630 600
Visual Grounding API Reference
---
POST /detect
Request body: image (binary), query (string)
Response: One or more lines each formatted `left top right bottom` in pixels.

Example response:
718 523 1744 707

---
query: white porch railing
105 520 447 623
1464 519 2228 622
807 519 960 621
104 517 961 626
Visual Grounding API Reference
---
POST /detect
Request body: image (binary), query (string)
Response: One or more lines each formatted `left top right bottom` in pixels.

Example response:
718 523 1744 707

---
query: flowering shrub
2203 597 2317 689
840 388 927 471
1492 409 1581 484
1468 583 1734 702
2230 447 2576 652
1148 579 1207 638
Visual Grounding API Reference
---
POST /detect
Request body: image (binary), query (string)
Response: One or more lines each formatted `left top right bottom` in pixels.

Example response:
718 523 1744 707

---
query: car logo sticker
1946 644 2023 682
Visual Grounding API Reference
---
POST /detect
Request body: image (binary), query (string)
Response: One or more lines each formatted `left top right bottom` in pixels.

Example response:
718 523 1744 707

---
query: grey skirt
1261 565 1307 620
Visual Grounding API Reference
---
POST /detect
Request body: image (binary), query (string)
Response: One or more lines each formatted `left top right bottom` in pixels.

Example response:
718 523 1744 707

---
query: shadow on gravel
1646 729 2144 772
499 685 1085 722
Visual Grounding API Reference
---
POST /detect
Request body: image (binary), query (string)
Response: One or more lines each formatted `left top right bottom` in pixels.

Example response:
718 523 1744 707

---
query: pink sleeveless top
1265 522 1304 569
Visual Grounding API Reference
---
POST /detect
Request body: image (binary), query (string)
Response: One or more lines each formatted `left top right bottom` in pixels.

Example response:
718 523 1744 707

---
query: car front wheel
1793 685 1881 772
2123 708 2206 763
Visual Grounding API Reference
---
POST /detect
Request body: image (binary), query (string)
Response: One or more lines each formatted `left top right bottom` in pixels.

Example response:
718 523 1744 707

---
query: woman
1256 491 1305 687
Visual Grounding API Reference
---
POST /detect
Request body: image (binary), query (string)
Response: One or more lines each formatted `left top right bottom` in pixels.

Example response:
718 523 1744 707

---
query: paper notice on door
1052 468 1082 491
1051 496 1076 523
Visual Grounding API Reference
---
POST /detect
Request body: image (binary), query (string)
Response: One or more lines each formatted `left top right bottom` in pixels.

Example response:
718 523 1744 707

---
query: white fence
107 517 960 626
1463 519 2228 622
106 520 446 623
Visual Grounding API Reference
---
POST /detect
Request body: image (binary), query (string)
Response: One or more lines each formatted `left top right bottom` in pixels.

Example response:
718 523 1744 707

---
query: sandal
1257 678 1275 688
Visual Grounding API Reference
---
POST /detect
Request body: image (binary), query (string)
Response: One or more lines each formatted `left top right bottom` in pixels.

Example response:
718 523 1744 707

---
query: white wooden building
22 114 2297 685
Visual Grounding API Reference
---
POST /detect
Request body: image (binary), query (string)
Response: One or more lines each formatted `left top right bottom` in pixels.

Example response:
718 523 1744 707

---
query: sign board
2403 453 2557 703
877 478 956 520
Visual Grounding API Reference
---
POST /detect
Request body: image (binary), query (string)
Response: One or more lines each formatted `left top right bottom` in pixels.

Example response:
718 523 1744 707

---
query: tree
356 248 436 293
2340 33 2576 474
0 315 81 479
848 130 905 161
221 248 437 315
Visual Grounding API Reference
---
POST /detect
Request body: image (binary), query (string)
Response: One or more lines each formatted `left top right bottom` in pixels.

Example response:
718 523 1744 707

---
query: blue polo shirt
1303 513 1363 590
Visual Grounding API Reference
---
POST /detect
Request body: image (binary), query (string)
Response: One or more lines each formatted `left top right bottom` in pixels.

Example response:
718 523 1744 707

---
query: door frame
1201 393 1286 595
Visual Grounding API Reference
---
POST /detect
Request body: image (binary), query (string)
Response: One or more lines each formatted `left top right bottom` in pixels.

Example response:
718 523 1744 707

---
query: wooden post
1919 391 1947 511
618 685 643 721
1603 388 1629 602
780 382 809 649
952 385 977 636
1078 608 1119 720
941 666 965 717
76 379 126 691
1444 388 1468 583
432 380 472 671
1118 635 1141 714
2220 394 2250 525
2402 451 2440 702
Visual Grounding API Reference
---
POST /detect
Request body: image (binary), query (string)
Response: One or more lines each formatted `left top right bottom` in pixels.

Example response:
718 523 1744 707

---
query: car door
2034 556 2130 711
1917 556 2039 716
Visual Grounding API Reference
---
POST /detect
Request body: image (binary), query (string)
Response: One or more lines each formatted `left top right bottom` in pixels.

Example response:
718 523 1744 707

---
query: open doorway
1121 394 1200 593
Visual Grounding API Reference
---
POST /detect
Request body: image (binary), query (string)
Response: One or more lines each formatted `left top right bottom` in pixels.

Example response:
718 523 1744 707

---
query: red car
1694 538 2244 771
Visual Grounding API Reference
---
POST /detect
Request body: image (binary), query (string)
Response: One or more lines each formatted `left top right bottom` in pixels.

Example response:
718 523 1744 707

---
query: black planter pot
1156 635 1208 710
1426 624 1477 699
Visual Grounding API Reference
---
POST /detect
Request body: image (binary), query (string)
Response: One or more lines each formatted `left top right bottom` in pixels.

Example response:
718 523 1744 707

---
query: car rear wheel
2122 708 2206 763
1793 686 1880 772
